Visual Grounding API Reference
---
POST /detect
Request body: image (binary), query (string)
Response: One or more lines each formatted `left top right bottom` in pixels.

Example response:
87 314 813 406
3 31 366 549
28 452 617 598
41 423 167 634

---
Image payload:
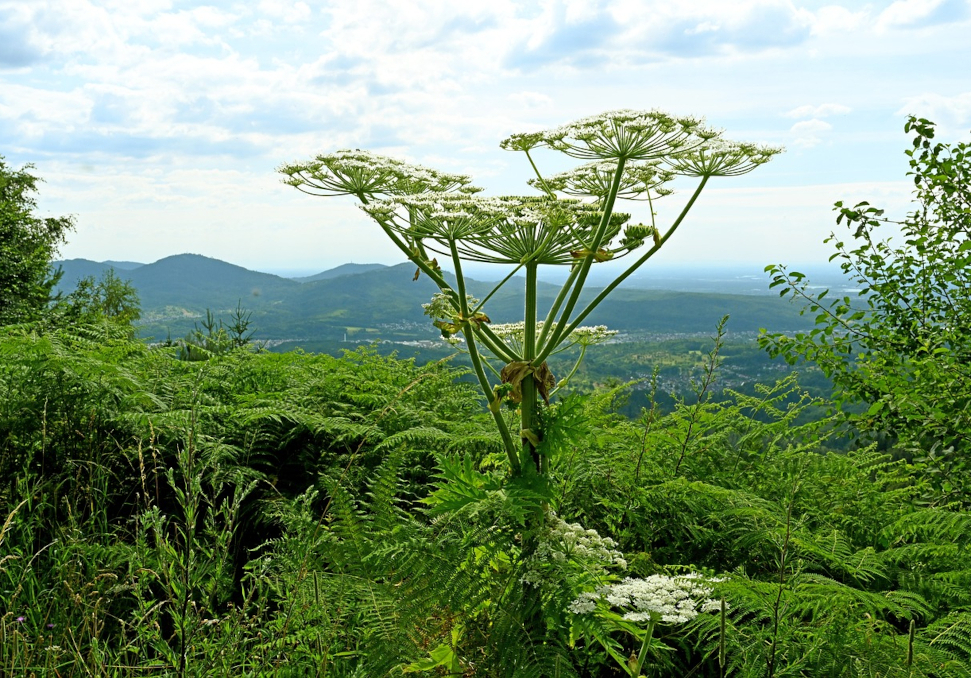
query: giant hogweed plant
280 112 781 627
281 109 779 485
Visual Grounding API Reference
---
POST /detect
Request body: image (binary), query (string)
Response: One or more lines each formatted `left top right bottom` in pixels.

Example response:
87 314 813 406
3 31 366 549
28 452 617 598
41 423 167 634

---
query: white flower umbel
490 322 616 356
501 109 720 161
667 140 784 178
568 573 724 677
363 193 632 266
570 573 723 624
532 160 675 202
279 149 478 199
569 325 619 346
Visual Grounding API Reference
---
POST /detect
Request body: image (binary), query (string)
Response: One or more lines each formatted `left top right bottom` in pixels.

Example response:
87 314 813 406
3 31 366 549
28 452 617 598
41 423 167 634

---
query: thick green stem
539 159 627 362
449 241 520 472
632 618 657 677
475 324 520 363
521 261 540 473
519 262 546 640
539 175 710 361
465 325 520 473
451 241 470 316
536 264 581 356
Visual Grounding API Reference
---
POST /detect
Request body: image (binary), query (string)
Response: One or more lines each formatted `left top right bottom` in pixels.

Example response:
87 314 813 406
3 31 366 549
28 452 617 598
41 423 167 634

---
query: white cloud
508 91 554 108
897 91 971 131
529 0 818 65
877 0 970 30
789 118 833 147
258 0 312 23
784 103 852 118
2 0 965 270
809 5 872 35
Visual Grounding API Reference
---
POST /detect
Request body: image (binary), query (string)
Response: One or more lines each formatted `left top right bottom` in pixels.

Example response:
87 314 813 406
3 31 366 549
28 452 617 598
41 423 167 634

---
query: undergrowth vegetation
2 322 970 676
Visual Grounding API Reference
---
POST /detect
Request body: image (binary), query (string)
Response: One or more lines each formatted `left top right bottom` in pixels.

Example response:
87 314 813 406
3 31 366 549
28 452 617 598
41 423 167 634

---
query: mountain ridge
53 254 815 341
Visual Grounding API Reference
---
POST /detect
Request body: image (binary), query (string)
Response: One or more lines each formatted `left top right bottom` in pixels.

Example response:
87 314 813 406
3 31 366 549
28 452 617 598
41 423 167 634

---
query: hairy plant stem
520 259 550 643
450 241 520 472
521 261 540 474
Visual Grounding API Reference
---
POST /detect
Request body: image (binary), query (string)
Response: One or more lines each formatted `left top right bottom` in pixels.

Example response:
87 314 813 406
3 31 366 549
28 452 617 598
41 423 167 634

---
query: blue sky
1 0 969 274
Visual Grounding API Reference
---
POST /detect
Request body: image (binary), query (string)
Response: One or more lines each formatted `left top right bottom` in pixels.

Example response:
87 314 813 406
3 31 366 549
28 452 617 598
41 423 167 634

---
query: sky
1 0 969 276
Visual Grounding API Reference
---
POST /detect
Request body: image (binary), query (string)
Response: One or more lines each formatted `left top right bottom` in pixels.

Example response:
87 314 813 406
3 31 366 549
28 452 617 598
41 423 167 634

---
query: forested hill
54 254 815 341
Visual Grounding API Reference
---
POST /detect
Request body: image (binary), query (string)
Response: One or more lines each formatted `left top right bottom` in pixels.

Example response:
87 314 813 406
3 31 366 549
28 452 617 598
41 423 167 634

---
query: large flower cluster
668 139 783 178
279 149 478 199
569 573 723 624
501 109 717 161
502 109 782 180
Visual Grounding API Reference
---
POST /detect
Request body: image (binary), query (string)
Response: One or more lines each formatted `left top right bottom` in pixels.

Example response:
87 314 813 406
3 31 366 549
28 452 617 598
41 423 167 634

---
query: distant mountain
129 254 301 311
103 260 144 270
55 259 116 286
293 263 388 282
54 254 815 341
55 253 299 312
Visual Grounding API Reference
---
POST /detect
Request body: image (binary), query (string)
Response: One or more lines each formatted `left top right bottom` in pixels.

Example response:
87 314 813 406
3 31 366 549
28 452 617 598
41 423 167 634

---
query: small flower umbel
520 510 628 588
531 160 676 202
570 574 725 677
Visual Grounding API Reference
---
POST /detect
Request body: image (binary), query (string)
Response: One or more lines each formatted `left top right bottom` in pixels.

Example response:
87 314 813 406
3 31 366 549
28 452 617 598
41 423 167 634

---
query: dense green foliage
0 156 74 325
2 325 970 676
761 117 971 506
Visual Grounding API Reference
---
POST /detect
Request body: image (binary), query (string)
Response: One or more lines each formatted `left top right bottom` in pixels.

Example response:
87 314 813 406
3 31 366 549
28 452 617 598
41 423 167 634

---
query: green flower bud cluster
421 291 480 321
619 223 657 251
